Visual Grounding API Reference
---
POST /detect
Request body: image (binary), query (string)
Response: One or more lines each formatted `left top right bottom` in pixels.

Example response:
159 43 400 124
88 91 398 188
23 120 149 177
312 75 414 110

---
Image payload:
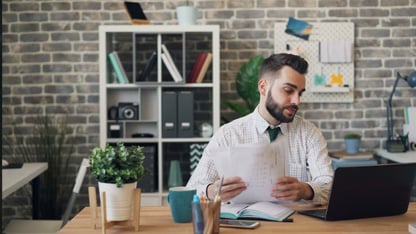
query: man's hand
207 176 247 202
271 176 313 201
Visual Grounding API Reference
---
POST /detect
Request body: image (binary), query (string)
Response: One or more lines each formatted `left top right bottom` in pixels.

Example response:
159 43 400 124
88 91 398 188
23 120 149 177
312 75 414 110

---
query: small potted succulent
90 142 146 221
344 133 362 154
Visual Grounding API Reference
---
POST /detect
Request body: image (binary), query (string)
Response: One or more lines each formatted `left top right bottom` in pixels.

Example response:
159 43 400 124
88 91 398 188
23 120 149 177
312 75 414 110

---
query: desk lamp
386 71 416 152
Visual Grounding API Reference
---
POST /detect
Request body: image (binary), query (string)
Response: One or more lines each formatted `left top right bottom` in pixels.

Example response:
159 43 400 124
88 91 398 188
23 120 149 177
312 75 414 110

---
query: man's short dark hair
259 53 308 79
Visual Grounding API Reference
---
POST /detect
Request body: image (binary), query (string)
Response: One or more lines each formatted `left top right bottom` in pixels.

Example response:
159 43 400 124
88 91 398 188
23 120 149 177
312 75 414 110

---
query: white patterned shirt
186 107 334 204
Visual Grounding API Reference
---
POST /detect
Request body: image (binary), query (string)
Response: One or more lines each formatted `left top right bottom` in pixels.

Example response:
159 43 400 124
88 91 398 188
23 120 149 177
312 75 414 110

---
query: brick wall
2 0 416 227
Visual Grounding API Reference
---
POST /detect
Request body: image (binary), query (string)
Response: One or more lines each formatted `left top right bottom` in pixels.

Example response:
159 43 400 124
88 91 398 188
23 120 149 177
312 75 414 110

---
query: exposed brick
20 33 49 42
328 9 358 17
73 2 101 10
51 32 80 41
350 0 379 7
41 2 71 11
10 2 39 11
381 18 411 27
381 0 412 6
42 64 73 73
392 28 416 37
318 0 347 7
11 23 39 32
21 54 50 63
258 0 285 8
51 12 80 21
361 29 390 38
267 10 296 18
383 39 411 47
19 13 48 22
289 0 317 7
236 10 265 19
360 9 389 17
227 0 256 8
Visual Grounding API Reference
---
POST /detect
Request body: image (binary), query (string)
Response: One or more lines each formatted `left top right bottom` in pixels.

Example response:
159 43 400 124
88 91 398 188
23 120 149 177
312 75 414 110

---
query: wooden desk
2 162 48 218
59 203 416 233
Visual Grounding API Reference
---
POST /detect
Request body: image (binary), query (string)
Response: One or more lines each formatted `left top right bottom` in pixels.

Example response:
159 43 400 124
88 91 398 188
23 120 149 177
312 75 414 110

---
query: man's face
264 66 306 123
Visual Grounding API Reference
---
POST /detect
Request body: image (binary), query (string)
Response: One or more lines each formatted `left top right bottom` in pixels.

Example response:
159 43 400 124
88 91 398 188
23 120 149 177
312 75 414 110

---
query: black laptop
298 163 416 221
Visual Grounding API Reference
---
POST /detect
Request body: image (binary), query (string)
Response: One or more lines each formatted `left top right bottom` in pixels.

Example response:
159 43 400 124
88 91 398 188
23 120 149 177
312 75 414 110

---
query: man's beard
265 91 298 123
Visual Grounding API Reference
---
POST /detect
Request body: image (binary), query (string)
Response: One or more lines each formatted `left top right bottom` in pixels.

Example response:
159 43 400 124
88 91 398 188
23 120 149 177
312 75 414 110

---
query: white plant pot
98 181 137 221
176 6 197 25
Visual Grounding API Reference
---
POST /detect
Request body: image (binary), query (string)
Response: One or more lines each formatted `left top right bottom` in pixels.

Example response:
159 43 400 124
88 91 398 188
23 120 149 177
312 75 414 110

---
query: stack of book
188 52 213 83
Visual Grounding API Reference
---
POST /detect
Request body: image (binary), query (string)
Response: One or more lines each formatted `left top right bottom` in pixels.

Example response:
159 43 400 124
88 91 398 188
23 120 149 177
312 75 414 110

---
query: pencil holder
200 198 221 234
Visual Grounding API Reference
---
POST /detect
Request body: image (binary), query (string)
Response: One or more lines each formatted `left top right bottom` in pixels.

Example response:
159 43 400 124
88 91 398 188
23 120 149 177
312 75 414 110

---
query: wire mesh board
274 22 354 103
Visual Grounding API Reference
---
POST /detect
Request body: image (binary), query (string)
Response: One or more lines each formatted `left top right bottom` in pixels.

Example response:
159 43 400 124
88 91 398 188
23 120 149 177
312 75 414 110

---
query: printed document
210 141 287 203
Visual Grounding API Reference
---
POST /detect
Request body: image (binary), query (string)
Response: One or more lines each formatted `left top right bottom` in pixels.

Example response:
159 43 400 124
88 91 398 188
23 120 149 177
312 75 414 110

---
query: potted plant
176 0 197 25
344 133 362 154
2 115 75 219
222 55 264 123
90 142 146 221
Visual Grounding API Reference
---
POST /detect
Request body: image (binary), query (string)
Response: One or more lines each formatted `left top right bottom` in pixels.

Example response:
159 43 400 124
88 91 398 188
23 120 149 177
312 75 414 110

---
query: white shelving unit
99 25 220 205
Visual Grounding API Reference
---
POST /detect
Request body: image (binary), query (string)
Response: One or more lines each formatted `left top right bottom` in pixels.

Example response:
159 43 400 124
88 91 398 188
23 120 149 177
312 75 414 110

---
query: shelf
99 25 220 206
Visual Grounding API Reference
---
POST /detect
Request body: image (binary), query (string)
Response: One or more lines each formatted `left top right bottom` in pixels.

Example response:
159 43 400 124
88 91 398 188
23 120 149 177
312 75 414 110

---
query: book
329 150 374 160
188 52 208 83
112 51 129 83
220 202 295 222
137 51 157 82
108 51 128 84
195 52 212 83
161 44 183 82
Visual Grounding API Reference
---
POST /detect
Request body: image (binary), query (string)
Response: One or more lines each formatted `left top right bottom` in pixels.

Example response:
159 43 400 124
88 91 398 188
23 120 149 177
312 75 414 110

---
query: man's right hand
207 176 247 202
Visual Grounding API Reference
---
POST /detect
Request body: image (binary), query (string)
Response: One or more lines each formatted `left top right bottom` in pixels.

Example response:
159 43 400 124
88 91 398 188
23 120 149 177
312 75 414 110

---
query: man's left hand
271 176 313 201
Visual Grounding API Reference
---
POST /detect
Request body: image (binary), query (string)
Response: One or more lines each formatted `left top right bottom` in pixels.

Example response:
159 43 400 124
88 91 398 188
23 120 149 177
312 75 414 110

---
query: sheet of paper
210 141 286 203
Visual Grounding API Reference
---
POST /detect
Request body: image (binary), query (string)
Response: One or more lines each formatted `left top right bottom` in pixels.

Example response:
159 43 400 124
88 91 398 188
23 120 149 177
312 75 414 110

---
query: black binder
162 91 177 137
137 145 157 192
177 91 194 137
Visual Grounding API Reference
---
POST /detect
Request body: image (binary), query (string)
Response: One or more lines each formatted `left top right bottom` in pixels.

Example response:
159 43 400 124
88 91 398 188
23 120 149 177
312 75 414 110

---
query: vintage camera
117 102 139 120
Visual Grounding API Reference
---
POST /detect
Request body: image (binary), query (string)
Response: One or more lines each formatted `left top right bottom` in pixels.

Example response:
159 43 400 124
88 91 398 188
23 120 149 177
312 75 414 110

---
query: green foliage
90 142 146 188
222 55 264 123
3 115 74 219
344 133 362 139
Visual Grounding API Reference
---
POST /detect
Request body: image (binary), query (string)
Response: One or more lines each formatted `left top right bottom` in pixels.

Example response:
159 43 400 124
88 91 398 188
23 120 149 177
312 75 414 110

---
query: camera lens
123 108 135 119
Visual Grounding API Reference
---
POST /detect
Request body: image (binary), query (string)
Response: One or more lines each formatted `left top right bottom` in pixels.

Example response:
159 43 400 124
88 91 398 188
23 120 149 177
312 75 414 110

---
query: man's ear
258 79 268 96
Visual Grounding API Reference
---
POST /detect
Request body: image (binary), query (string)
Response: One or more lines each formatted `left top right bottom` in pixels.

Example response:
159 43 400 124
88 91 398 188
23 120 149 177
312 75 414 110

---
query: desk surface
2 162 48 199
59 203 416 233
375 148 416 163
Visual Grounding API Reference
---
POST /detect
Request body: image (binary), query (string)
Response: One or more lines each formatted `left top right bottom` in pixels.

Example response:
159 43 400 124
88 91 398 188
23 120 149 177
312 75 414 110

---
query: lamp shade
407 71 416 88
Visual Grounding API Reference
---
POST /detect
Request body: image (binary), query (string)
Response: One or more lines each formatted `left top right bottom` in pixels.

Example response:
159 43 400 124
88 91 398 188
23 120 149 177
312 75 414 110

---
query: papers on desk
210 142 287 203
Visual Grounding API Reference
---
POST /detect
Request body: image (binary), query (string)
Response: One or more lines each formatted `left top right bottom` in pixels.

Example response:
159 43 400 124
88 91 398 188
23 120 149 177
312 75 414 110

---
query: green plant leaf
222 55 264 123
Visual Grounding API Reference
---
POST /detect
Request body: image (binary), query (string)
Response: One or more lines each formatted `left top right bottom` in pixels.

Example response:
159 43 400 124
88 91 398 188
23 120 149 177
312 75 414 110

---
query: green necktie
268 127 280 142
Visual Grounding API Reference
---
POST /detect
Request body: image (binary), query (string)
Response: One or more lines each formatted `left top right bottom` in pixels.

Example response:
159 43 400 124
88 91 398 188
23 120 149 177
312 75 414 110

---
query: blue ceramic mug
168 186 196 223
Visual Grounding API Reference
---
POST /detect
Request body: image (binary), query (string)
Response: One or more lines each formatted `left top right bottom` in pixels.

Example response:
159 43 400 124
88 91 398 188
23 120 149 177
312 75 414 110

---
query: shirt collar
253 106 287 136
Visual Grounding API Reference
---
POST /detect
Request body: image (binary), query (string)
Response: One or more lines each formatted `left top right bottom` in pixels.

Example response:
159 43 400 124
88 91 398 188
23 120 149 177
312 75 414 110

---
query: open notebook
298 163 416 221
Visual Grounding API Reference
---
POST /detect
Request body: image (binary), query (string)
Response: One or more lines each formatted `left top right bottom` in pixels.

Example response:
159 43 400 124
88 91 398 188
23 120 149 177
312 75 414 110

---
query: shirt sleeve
304 124 334 205
186 133 222 196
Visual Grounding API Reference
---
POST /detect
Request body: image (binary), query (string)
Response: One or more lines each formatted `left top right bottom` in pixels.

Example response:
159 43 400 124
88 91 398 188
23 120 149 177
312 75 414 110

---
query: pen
192 194 204 234
215 176 224 201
